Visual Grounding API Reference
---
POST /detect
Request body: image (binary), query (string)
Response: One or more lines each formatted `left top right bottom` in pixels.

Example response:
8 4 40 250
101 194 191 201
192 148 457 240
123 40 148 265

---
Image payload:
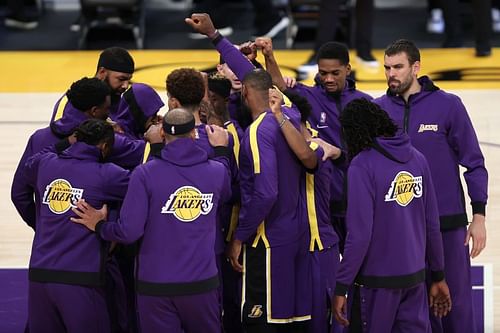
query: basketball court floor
0 47 498 332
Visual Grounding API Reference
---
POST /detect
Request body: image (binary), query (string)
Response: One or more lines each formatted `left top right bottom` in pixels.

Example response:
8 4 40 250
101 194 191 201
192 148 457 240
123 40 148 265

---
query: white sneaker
356 55 379 68
298 62 317 75
492 8 500 33
426 8 444 34
254 16 290 38
4 16 38 30
188 26 233 39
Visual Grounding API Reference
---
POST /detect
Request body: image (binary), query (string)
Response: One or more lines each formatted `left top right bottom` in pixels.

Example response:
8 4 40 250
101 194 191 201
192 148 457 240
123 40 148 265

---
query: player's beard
103 75 125 104
239 95 253 129
388 75 413 95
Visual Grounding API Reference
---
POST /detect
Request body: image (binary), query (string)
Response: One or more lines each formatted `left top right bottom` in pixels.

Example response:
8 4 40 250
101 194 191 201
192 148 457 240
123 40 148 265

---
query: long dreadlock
340 98 398 160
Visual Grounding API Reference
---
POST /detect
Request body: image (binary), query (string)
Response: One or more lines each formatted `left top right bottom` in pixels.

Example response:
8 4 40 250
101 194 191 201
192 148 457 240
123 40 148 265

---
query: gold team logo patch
42 179 84 214
384 171 423 207
161 186 214 222
248 305 263 318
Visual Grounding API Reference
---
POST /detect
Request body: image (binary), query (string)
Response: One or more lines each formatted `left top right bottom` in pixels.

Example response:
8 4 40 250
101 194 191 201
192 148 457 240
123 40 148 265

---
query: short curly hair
166 68 205 108
66 77 110 112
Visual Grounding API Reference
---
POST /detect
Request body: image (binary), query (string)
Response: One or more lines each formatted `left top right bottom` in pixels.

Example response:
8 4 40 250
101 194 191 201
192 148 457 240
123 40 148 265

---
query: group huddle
10 12 487 333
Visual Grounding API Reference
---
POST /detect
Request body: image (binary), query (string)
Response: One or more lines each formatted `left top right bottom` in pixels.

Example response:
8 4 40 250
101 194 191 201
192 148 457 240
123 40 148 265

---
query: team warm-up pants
136 289 221 333
28 281 110 333
429 227 476 333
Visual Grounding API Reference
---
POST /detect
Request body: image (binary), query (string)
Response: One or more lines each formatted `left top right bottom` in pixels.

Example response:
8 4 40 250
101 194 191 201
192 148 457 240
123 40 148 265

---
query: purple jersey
195 124 240 254
24 142 129 286
235 111 304 247
291 79 372 213
303 144 338 251
12 103 146 228
50 91 121 123
335 134 445 295
374 76 488 229
98 138 231 296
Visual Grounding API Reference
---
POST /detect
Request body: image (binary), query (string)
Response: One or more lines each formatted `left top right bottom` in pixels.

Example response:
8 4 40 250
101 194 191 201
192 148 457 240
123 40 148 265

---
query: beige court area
0 48 499 331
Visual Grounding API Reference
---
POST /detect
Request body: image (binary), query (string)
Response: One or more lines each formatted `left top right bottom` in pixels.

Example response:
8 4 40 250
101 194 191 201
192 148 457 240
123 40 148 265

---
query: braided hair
339 98 398 160
74 119 115 147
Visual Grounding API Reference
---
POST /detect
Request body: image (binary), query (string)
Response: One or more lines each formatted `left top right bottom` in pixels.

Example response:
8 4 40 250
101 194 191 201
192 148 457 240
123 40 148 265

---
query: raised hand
185 13 217 38
268 88 283 116
254 37 274 58
239 41 258 62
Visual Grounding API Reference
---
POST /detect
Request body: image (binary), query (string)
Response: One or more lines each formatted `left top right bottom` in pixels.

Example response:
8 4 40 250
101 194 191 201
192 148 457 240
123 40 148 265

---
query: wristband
279 116 287 128
208 29 220 40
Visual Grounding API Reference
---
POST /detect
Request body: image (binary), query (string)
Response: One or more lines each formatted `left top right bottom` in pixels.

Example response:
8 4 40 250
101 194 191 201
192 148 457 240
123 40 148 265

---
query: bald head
162 108 195 141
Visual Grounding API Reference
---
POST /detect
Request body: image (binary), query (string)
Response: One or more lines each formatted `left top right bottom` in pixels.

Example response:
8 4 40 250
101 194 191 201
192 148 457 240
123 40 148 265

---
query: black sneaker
442 39 464 48
475 48 492 57
5 15 38 30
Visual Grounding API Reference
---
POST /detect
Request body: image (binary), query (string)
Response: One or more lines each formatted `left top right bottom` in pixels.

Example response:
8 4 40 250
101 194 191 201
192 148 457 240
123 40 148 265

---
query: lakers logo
42 179 84 214
248 305 263 318
161 186 214 222
385 171 423 207
418 124 438 133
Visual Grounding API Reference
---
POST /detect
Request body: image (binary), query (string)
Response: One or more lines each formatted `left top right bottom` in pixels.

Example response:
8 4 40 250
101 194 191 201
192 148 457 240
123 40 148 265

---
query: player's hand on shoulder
206 124 228 147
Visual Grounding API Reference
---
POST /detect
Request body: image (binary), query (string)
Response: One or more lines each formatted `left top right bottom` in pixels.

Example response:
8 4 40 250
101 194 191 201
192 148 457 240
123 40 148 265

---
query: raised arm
269 89 317 170
254 37 287 91
185 13 255 80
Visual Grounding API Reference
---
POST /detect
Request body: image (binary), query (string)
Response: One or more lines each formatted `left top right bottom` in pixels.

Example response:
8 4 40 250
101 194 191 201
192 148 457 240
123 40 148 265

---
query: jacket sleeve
102 164 131 201
447 95 488 215
423 160 446 281
11 135 37 230
107 134 146 170
213 36 256 81
235 124 278 243
99 167 148 244
335 164 375 296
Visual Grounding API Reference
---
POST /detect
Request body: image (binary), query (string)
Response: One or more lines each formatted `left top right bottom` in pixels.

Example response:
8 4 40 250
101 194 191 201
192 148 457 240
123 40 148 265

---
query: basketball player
71 109 232 333
333 98 452 332
50 47 134 123
374 39 488 333
255 36 371 254
24 119 129 333
269 88 342 333
167 67 243 333
11 77 111 229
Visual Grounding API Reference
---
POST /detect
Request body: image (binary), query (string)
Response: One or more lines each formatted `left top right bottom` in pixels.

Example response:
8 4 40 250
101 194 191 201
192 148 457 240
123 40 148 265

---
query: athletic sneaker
253 16 290 38
492 8 500 33
188 26 233 39
426 8 444 34
4 15 38 30
298 56 317 75
356 54 379 68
